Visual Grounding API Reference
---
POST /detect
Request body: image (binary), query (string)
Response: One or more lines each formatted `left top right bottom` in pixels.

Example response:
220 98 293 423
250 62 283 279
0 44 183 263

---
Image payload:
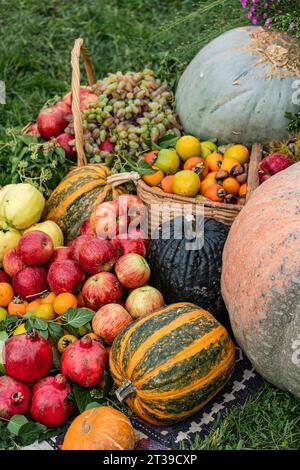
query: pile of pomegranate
0 194 165 429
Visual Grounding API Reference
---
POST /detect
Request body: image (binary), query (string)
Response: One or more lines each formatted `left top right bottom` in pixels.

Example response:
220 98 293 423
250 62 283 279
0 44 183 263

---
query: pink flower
251 16 260 25
265 18 273 28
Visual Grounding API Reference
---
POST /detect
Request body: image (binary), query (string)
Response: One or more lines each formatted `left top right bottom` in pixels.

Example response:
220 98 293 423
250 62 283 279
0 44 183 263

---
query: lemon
32 304 56 320
224 144 249 164
175 136 202 161
155 149 180 175
13 323 26 335
172 170 201 197
0 307 7 322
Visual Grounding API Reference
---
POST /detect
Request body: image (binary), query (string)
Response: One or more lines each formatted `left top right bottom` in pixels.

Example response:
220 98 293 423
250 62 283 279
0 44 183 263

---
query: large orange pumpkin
222 163 300 398
62 406 135 450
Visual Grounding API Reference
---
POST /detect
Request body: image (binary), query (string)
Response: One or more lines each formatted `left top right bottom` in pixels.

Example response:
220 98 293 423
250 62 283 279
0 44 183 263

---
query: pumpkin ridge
95 429 124 450
126 308 209 377
134 323 225 386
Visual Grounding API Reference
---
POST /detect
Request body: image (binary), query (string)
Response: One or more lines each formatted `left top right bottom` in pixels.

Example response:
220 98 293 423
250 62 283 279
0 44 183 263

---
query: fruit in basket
8 297 28 316
31 374 76 428
0 270 10 283
222 162 300 398
57 335 78 354
70 235 95 263
17 231 54 266
222 177 240 196
258 153 293 183
175 135 202 161
205 153 223 172
115 253 150 289
111 235 147 258
48 246 73 266
13 267 48 300
0 376 31 419
82 272 123 311
47 260 84 295
183 156 208 178
0 283 14 307
4 330 53 383
79 238 117 275
37 105 69 140
0 183 45 231
176 27 300 145
92 304 133 344
142 166 164 187
239 183 247 197
43 165 126 242
155 149 180 175
0 228 22 267
24 220 64 248
110 302 235 425
53 293 78 315
148 217 228 321
171 170 200 197
125 285 164 319
56 133 77 158
61 336 108 387
62 406 135 450
161 175 174 193
224 144 249 164
220 157 241 175
200 172 217 195
3 249 25 277
201 140 217 156
62 86 97 110
144 150 158 165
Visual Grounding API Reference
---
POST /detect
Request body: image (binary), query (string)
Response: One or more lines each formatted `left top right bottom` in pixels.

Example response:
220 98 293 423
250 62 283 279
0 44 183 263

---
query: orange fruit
143 150 158 165
224 144 249 164
57 334 78 354
205 153 223 172
204 184 226 202
175 135 202 161
8 298 28 316
220 157 241 174
142 166 164 186
172 170 200 197
222 177 240 196
26 299 42 313
53 293 78 316
32 303 56 320
0 283 14 307
239 183 247 197
161 175 174 193
200 172 217 195
85 333 100 341
40 291 57 304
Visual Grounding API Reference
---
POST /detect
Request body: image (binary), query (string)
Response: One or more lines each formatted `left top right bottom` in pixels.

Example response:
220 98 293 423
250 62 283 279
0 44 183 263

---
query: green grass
0 0 299 450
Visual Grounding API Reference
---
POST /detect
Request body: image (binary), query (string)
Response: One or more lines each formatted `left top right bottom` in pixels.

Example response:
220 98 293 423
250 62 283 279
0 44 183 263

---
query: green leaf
18 422 47 446
31 317 48 331
85 402 101 410
156 134 179 149
52 346 61 370
60 308 95 328
25 319 33 331
0 421 11 449
18 135 39 145
73 384 95 413
38 329 49 340
48 322 64 343
101 370 113 396
136 159 157 176
22 312 33 320
7 415 28 436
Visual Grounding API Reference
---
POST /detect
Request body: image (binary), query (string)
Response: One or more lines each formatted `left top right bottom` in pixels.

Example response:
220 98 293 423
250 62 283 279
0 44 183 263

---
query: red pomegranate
4 330 53 383
3 249 26 278
31 374 76 428
61 336 108 387
47 260 84 294
78 238 117 274
70 235 95 263
56 133 76 158
12 267 48 300
0 269 10 283
0 375 31 419
37 106 69 140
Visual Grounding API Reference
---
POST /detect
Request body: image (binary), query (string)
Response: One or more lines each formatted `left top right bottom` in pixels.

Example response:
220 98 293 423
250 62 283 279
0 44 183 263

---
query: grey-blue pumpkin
175 26 300 145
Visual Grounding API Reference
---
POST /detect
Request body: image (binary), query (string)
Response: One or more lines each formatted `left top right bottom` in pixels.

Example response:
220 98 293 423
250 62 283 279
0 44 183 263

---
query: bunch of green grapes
81 70 182 162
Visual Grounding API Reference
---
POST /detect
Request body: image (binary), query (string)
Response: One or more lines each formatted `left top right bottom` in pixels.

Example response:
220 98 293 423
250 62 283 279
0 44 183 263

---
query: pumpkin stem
115 379 137 402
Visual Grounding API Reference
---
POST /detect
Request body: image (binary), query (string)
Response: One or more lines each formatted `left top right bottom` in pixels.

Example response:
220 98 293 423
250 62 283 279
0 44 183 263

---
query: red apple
25 123 40 137
128 227 149 249
80 92 98 111
3 249 26 278
91 200 129 240
82 272 122 311
48 246 73 267
111 235 147 258
80 219 95 236
92 303 132 344
70 235 95 263
56 133 76 158
0 269 10 283
115 254 150 289
13 267 48 300
55 100 72 115
37 106 69 140
17 231 54 266
62 87 94 108
47 260 84 294
79 238 117 275
125 285 164 319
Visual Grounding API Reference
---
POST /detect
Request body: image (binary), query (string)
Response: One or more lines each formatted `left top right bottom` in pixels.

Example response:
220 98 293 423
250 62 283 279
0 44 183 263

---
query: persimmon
183 157 209 180
26 299 42 313
204 184 226 202
222 177 240 196
142 166 164 186
40 291 57 304
53 292 78 316
143 150 158 165
205 153 223 172
8 298 28 316
239 183 247 197
161 175 174 193
85 333 101 341
57 334 78 354
200 172 217 195
220 157 241 174
0 283 14 307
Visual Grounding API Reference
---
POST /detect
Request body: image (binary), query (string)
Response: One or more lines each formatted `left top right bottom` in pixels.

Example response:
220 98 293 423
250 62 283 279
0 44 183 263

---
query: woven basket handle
71 38 95 167
107 172 141 188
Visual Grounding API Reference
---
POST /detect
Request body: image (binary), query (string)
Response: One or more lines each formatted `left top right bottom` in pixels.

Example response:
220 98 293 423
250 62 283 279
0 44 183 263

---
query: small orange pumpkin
62 406 135 450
